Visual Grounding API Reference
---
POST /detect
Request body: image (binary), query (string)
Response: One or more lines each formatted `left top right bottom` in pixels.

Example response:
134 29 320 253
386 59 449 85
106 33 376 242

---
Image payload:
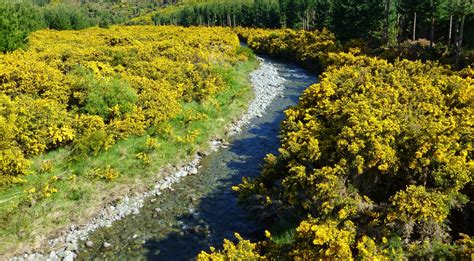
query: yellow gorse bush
292 219 356 260
219 28 474 259
235 27 338 71
23 175 59 205
197 233 265 261
0 25 242 185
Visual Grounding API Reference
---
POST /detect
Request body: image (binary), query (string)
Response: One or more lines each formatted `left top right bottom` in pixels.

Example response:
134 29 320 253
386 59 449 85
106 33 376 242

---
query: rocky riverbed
10 56 295 261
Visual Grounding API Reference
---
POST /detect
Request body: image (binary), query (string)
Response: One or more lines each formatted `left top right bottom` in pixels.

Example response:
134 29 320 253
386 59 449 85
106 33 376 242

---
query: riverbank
74 55 315 260
6 54 291 260
2 54 258 259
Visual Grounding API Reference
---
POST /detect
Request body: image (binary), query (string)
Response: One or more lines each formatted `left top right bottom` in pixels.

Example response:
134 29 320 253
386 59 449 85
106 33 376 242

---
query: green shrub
0 1 45 52
43 4 92 30
81 76 138 122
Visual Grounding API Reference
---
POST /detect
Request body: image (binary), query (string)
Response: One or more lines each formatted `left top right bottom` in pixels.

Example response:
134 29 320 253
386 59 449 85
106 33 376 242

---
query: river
76 56 316 260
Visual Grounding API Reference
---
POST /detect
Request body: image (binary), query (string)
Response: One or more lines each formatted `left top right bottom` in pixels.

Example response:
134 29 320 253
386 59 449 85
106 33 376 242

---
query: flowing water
76 57 316 260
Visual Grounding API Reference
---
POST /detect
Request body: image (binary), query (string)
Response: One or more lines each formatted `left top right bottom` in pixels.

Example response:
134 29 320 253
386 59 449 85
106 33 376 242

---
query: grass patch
269 215 300 247
0 51 258 257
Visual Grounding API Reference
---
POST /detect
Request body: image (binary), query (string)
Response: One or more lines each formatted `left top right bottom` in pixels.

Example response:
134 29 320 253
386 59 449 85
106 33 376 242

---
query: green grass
0 51 258 257
269 215 300 247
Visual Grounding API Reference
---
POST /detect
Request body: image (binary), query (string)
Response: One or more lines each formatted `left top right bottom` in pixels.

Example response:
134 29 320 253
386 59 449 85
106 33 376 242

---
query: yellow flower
265 230 271 238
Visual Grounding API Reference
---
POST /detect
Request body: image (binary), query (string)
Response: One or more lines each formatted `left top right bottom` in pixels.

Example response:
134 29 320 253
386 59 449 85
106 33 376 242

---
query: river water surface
76 57 316 260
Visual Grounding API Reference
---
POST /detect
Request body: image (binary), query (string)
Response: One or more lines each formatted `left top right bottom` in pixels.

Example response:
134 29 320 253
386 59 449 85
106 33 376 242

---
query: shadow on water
144 115 288 260
76 57 316 260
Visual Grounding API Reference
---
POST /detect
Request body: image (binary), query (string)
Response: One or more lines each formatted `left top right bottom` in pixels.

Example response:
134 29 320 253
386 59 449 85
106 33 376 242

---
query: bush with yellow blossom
205 28 473 259
0 25 242 185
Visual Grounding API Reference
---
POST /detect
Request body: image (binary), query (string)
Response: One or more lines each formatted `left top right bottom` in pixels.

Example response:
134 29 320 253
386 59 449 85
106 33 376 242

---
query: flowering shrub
39 160 53 174
290 219 356 259
203 28 474 259
88 165 119 182
23 176 59 205
0 26 242 184
197 233 265 261
235 27 338 72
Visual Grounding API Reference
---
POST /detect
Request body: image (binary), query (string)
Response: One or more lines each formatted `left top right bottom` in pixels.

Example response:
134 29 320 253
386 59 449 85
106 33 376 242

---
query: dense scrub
0 1 45 52
0 26 242 185
0 0 173 52
200 29 473 259
0 25 260 256
235 27 339 72
135 0 473 69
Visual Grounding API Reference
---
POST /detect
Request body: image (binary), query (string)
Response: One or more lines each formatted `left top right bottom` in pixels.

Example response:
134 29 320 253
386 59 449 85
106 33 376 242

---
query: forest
149 0 474 67
0 0 177 52
0 0 473 259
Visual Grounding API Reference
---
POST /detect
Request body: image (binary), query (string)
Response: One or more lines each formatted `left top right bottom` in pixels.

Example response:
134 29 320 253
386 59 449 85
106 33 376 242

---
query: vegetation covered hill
0 25 257 256
0 0 472 259
199 28 473 260
0 0 175 52
136 0 473 68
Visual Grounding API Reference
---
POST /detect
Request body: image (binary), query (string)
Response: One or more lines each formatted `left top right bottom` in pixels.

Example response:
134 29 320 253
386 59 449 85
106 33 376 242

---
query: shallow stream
76 56 316 260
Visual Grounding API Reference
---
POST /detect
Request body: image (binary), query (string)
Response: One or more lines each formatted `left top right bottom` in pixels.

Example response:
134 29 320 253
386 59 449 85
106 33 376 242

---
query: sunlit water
77 56 316 260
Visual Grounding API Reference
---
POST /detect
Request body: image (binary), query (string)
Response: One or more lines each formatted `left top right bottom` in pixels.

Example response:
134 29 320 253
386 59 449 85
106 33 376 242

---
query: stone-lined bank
11 56 290 261
75 56 316 260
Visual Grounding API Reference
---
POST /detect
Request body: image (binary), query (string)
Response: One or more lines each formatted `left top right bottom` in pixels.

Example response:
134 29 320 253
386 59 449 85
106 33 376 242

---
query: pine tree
331 0 385 43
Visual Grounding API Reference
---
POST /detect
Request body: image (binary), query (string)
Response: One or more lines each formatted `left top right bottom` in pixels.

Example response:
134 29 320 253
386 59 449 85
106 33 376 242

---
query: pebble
48 251 57 260
189 167 198 175
103 242 113 249
66 243 78 251
64 252 74 261
85 240 94 248
56 249 65 258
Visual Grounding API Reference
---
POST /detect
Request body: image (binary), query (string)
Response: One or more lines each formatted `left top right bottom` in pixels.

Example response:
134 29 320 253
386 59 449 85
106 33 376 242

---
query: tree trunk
454 15 459 48
303 10 306 30
306 9 311 30
412 12 417 41
306 9 309 30
396 13 401 44
429 0 435 47
456 15 465 66
449 15 453 45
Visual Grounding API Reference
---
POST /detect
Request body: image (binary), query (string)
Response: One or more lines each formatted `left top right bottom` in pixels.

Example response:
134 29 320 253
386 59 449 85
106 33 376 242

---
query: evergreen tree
331 0 385 43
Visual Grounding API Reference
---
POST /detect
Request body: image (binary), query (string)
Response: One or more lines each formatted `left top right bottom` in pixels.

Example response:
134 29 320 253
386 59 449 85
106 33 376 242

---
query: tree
397 0 427 41
313 0 332 30
450 0 474 64
331 0 385 43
